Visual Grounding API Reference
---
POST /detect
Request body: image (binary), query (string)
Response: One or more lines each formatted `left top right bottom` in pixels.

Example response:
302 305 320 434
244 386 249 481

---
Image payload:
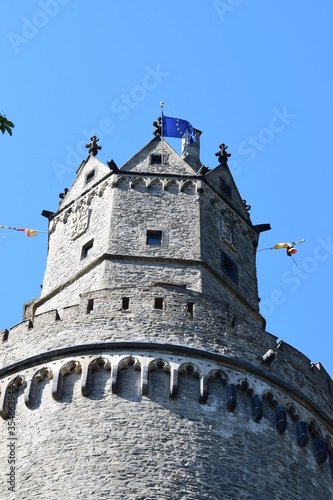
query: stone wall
35 167 263 327
0 345 332 499
37 137 263 327
1 138 332 498
42 176 113 297
200 186 259 312
108 175 201 261
1 287 332 420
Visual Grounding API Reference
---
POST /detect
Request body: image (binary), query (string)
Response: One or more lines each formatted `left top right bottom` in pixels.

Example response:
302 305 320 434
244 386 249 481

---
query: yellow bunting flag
0 225 47 237
24 229 38 238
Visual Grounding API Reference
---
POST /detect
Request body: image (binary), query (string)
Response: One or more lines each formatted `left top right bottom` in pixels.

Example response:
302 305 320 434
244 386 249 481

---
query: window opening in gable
147 230 162 246
150 154 166 165
86 169 95 184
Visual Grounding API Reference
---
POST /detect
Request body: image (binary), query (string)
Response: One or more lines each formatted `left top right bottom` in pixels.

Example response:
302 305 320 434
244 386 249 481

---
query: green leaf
0 114 14 136
4 119 14 128
4 125 12 136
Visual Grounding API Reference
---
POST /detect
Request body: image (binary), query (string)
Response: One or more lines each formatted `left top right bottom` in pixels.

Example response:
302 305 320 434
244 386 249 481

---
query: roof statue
152 116 162 136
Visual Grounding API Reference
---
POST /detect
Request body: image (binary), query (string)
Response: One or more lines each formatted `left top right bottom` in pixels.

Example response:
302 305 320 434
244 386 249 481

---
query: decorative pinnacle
85 136 101 157
215 143 231 165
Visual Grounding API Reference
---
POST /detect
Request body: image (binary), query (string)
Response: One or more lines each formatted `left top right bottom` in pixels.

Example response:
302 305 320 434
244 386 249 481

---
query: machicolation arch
0 346 332 475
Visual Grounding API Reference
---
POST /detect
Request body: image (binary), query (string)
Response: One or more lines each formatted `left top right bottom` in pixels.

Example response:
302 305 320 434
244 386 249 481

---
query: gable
205 162 251 220
57 156 111 211
120 136 198 176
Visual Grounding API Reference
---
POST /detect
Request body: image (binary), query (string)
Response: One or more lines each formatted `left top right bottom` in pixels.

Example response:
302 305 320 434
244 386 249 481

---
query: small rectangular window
87 299 94 313
154 297 163 310
86 169 95 184
150 154 166 165
122 297 130 310
81 239 94 259
147 230 162 246
187 302 194 317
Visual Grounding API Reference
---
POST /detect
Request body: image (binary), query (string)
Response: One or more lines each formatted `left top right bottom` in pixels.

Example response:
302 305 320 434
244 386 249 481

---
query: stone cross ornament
85 136 102 156
215 143 231 165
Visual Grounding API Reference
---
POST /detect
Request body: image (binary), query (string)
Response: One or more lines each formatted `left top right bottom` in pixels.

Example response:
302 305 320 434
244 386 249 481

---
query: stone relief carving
71 200 90 240
221 208 238 250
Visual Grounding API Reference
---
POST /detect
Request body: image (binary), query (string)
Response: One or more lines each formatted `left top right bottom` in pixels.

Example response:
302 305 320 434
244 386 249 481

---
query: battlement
0 343 332 486
1 286 332 421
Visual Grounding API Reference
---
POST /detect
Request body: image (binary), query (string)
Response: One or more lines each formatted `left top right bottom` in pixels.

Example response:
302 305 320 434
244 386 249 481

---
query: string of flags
257 239 305 268
0 225 48 238
257 239 305 256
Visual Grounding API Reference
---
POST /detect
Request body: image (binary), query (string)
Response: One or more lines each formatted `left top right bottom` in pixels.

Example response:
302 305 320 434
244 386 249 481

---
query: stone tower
0 128 332 499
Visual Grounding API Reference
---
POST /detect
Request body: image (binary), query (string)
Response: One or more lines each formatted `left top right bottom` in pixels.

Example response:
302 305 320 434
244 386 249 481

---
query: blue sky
1 1 332 376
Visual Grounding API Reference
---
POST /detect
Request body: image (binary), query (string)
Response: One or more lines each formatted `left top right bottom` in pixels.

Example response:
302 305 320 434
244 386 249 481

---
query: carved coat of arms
221 209 238 251
71 200 90 240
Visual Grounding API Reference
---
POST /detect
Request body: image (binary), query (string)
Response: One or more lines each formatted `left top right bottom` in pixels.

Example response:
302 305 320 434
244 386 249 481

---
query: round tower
0 129 332 499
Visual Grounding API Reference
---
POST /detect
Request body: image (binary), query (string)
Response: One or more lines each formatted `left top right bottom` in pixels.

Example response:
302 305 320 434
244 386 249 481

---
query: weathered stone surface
0 354 332 499
0 134 332 499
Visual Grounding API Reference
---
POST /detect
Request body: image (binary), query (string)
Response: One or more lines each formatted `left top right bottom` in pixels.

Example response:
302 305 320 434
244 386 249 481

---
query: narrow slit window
122 297 130 310
87 299 94 314
154 297 163 310
81 239 94 259
187 302 194 317
86 169 95 184
147 230 162 246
